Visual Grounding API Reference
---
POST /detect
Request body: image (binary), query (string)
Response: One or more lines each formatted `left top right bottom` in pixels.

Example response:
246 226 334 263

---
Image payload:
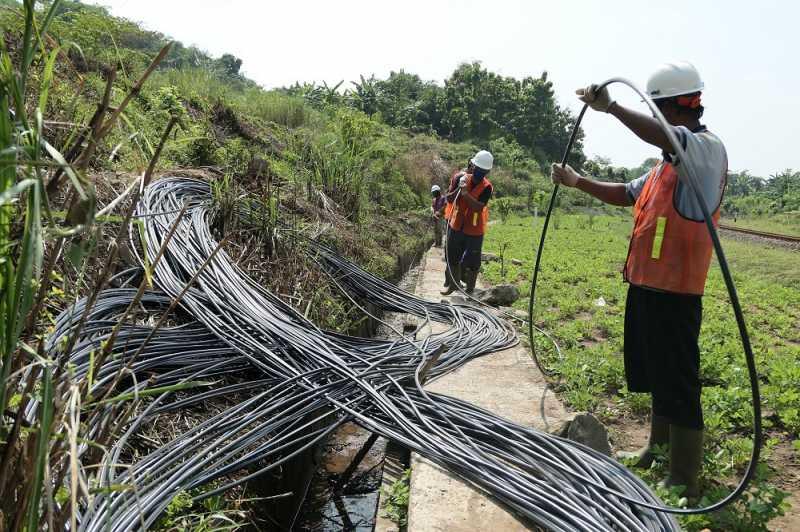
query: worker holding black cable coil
550 61 727 498
441 150 494 295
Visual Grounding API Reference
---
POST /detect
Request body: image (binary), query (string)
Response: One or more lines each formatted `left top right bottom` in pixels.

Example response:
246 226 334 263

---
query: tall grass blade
38 47 60 113
26 364 54 532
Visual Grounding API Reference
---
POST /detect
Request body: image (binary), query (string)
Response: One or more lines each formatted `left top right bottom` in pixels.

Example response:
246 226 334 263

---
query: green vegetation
287 64 583 168
482 213 798 530
724 169 800 218
154 490 247 531
381 468 411 527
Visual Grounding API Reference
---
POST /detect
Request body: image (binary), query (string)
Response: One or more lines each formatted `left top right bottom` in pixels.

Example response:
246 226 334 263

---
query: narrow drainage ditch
295 250 426 531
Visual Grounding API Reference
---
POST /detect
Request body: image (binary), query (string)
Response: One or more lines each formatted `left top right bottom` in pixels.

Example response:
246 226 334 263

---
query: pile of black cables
46 177 679 531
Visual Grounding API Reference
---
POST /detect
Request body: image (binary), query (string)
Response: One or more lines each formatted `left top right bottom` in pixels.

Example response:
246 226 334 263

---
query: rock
554 413 611 456
594 296 606 307
478 284 520 307
481 253 500 263
511 258 523 266
448 295 469 305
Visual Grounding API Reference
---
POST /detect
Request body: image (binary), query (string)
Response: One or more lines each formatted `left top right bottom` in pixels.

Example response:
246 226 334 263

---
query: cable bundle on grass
45 177 677 531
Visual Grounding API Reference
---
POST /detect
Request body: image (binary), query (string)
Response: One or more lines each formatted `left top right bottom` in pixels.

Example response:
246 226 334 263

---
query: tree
350 75 380 116
216 53 242 78
767 169 799 198
490 137 525 173
727 170 765 197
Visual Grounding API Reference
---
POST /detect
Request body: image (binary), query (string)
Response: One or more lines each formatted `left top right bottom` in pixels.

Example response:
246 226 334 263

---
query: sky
90 0 798 176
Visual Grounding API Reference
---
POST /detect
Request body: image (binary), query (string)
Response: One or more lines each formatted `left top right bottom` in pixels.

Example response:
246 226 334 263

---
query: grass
150 68 310 128
720 236 800 287
482 213 798 530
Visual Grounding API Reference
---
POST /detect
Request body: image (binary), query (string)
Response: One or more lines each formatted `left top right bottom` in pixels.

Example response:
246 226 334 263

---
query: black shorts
624 284 704 429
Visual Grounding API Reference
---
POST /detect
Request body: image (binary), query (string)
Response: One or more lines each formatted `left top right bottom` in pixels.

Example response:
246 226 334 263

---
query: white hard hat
431 184 441 193
646 61 704 100
471 150 493 171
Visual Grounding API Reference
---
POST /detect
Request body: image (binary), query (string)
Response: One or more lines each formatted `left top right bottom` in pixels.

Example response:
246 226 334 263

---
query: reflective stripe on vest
624 162 720 295
448 176 491 236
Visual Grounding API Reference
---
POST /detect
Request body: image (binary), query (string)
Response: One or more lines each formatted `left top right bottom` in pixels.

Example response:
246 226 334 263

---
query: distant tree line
724 169 800 216
283 63 584 169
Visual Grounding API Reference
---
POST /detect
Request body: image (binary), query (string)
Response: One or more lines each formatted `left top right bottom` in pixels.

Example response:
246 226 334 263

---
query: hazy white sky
91 0 797 175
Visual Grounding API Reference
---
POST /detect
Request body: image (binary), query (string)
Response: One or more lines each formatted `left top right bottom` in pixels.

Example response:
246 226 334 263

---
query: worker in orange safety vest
550 62 727 498
441 150 494 295
443 159 474 223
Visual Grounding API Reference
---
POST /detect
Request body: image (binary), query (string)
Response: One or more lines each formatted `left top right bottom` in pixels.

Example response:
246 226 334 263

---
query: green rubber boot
662 425 703 498
440 264 462 295
463 268 479 294
616 413 670 469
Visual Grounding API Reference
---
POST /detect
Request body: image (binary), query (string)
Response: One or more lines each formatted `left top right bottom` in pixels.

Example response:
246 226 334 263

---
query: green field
482 213 798 530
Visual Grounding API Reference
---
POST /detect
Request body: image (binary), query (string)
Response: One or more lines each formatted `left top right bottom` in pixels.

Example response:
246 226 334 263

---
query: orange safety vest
443 170 464 221
448 175 491 236
624 161 720 295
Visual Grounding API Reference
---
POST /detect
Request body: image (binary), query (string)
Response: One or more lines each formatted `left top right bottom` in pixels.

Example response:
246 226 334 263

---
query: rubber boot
442 253 453 287
463 268 479 294
616 414 670 469
662 425 703 498
440 264 462 295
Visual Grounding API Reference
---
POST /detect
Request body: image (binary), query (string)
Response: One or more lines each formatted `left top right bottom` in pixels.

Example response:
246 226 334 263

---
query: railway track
718 223 800 243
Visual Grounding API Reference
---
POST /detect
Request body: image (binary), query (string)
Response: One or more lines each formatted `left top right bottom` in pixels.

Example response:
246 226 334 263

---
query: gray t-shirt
625 126 727 220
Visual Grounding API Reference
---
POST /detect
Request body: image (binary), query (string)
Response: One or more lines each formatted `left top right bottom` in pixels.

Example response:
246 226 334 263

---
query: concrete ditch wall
402 247 571 531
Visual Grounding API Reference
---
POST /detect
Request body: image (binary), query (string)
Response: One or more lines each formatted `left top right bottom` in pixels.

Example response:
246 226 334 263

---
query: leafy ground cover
482 213 799 531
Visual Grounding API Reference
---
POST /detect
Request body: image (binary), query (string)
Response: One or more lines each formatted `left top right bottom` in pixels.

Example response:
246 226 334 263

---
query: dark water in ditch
296 260 424 531
295 423 388 531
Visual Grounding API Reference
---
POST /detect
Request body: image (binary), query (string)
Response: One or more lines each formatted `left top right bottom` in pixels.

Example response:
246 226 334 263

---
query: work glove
550 163 581 187
459 175 467 188
576 84 615 112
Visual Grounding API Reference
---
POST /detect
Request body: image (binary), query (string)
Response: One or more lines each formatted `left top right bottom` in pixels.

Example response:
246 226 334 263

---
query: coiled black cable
528 77 762 514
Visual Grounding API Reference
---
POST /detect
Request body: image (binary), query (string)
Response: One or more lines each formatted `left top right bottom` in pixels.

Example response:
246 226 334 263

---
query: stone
448 295 469 305
511 258 523 266
481 252 500 262
478 284 520 307
554 413 611 456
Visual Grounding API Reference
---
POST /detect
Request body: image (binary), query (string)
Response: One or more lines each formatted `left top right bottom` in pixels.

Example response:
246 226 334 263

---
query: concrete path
405 246 570 531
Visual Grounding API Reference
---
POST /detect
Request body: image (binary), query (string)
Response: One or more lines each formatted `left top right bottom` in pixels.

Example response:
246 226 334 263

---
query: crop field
482 213 799 530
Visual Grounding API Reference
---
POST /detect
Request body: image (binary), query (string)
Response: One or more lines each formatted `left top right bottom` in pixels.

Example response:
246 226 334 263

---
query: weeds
154 490 247 532
381 468 411 526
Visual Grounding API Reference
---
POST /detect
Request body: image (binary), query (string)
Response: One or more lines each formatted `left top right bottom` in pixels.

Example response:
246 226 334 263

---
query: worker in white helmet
441 150 494 295
430 184 446 247
550 62 727 498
